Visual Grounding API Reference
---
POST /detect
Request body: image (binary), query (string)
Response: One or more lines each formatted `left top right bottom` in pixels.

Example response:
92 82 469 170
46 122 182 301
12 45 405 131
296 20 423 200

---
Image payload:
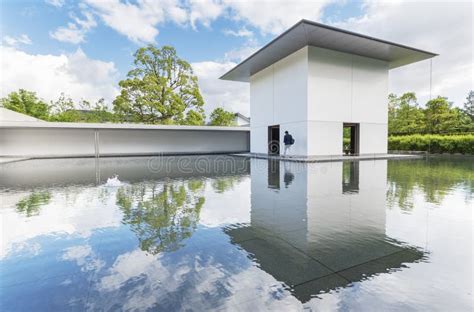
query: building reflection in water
1 156 433 310
342 161 359 194
226 159 425 303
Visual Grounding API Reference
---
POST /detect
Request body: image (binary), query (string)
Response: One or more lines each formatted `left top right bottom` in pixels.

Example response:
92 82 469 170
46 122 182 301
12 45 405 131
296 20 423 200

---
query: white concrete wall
308 46 389 155
0 124 250 158
249 46 389 157
250 47 308 156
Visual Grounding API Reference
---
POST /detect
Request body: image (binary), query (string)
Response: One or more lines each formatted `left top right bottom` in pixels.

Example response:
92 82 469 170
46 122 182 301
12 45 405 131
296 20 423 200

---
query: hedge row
388 134 474 154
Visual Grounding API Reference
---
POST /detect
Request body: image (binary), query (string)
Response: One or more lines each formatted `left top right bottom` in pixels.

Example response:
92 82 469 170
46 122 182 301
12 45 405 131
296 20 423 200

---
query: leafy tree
209 107 236 126
113 45 205 125
463 90 474 120
388 92 425 135
184 109 206 125
424 96 463 133
1 89 50 120
49 94 116 123
49 93 79 122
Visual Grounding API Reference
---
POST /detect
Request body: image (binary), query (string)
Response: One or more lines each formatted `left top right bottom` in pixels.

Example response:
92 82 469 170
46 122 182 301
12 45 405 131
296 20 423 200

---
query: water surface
0 156 472 311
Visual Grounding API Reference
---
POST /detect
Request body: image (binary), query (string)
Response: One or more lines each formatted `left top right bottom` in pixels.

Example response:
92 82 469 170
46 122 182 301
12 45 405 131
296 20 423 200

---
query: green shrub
388 134 474 154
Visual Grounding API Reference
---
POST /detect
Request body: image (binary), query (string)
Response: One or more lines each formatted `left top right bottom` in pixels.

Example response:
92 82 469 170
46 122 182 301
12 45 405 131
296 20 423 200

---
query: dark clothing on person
284 133 293 145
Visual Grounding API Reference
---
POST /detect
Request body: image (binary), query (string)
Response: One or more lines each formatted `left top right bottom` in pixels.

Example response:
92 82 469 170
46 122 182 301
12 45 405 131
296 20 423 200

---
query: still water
0 156 472 311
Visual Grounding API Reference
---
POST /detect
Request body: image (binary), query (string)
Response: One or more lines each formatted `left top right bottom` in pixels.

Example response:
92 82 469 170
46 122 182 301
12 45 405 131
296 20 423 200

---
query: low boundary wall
0 122 250 158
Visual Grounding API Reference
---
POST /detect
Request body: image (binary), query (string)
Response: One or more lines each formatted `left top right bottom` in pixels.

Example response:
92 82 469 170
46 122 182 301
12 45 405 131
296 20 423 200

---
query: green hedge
388 134 474 154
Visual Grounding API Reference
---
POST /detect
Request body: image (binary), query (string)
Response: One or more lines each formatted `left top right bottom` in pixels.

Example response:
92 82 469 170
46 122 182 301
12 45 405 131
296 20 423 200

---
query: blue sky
1 1 471 116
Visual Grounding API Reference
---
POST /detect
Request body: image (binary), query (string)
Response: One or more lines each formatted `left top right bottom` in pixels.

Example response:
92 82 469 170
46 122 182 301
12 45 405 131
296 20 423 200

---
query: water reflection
227 159 426 303
116 180 205 255
386 157 473 210
342 161 359 194
16 191 51 217
0 156 472 311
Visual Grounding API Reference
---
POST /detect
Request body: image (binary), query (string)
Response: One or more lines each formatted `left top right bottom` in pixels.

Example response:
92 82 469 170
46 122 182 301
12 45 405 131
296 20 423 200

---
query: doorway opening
343 123 360 155
268 125 280 155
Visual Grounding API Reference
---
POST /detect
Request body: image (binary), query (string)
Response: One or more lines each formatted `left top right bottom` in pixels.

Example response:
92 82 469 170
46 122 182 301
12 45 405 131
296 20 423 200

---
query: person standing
283 131 294 156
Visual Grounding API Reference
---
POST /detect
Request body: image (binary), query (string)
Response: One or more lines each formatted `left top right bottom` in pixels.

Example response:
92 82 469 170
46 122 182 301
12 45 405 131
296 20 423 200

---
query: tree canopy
209 107 235 126
1 89 50 120
113 45 205 125
388 91 473 135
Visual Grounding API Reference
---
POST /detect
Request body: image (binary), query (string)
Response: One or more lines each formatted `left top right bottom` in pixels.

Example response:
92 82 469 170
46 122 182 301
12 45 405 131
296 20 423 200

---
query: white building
221 20 436 157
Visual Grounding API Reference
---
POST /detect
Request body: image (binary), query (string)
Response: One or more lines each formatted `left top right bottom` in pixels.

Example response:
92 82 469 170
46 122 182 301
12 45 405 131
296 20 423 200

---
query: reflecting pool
0 156 472 311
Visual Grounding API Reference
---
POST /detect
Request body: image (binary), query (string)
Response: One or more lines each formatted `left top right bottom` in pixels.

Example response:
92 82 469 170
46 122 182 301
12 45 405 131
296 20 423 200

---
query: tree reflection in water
16 191 51 217
116 179 205 255
387 157 473 210
211 175 243 193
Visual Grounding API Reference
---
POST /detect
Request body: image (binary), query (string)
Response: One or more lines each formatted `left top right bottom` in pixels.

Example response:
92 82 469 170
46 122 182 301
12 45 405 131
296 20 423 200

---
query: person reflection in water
284 162 294 188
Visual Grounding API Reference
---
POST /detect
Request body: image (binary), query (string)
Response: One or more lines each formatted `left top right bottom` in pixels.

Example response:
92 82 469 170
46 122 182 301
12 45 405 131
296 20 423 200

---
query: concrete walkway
231 153 424 163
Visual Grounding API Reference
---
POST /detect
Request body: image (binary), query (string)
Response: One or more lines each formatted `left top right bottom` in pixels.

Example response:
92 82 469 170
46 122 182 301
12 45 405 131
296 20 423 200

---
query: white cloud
62 1 333 44
224 0 335 35
334 0 473 107
187 0 225 29
84 0 195 43
223 41 259 62
45 0 65 7
192 61 250 116
50 10 97 44
223 27 253 38
2 34 32 47
0 46 119 104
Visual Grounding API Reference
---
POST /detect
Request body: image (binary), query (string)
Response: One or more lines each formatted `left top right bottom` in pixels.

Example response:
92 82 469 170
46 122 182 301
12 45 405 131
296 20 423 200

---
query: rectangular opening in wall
268 125 280 155
343 123 360 155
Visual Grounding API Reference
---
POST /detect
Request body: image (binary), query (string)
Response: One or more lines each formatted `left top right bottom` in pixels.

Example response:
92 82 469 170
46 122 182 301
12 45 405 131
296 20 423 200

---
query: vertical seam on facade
350 55 353 121
272 65 275 124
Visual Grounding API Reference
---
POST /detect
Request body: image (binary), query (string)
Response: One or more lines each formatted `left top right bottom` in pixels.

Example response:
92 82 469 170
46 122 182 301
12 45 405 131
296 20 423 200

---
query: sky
1 0 472 117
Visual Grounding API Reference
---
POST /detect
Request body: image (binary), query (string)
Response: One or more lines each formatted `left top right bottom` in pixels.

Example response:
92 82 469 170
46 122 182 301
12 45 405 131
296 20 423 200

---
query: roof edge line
219 19 307 80
219 19 438 81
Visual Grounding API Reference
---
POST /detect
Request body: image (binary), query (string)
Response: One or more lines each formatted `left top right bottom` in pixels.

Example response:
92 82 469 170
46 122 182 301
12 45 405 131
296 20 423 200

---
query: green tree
184 109 206 125
1 89 50 120
388 92 425 134
49 94 116 123
49 93 79 122
463 90 473 120
209 107 236 126
424 96 463 133
113 45 205 125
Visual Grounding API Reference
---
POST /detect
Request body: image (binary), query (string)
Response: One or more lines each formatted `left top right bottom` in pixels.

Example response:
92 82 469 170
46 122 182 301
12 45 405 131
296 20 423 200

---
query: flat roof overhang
220 19 437 82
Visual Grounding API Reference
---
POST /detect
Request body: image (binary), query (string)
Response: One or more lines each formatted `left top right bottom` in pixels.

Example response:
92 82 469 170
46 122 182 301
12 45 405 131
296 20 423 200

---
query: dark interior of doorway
343 123 360 155
268 125 280 155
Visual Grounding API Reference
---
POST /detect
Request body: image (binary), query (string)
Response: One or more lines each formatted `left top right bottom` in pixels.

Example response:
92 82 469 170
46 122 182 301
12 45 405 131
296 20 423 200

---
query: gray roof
220 19 437 82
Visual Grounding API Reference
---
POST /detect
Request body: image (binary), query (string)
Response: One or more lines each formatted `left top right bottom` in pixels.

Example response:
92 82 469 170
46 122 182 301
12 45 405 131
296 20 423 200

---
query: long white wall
250 47 309 155
308 46 389 155
0 122 250 158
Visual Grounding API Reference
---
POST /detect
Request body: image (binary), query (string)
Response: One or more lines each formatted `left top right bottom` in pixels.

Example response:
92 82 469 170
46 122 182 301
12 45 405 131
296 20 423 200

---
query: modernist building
221 20 437 157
